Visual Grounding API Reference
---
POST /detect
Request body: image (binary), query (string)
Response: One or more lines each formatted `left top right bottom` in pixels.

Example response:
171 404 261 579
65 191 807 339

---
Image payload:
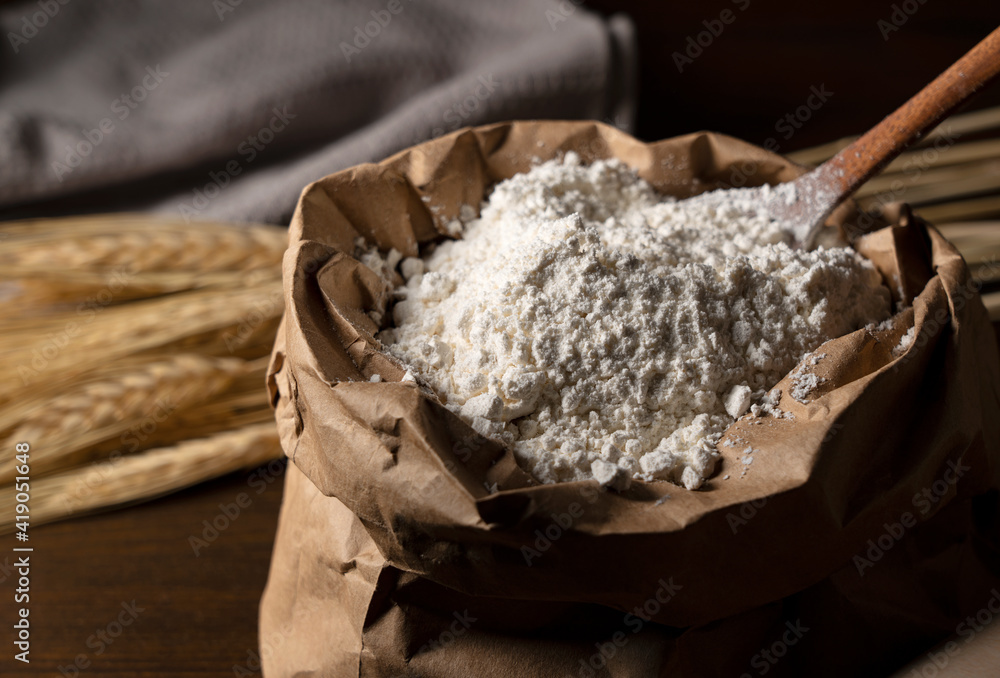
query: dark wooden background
588 0 1000 149
3 1 1000 676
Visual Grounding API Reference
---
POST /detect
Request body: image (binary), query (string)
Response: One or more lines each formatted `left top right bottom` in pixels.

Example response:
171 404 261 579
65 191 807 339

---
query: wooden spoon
776 26 1000 248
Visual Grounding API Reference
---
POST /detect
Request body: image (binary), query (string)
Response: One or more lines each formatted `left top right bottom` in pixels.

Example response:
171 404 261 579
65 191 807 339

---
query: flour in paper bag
380 154 891 490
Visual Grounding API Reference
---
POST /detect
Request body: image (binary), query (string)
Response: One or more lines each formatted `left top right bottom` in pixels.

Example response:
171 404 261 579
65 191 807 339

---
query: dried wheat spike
0 354 252 482
0 422 282 533
0 215 287 273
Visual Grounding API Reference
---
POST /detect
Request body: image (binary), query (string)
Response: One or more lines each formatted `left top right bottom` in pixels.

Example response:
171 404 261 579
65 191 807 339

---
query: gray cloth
0 0 635 225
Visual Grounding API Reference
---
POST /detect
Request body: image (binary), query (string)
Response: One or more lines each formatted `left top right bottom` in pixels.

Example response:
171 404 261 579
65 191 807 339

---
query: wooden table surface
0 463 287 677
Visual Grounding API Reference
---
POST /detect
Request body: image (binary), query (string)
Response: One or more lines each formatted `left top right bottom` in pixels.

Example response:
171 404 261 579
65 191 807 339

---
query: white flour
789 352 827 404
892 326 916 358
380 154 891 490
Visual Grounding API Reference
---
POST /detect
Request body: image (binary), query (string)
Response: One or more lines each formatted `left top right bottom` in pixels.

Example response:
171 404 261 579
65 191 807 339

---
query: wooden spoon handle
821 25 1000 202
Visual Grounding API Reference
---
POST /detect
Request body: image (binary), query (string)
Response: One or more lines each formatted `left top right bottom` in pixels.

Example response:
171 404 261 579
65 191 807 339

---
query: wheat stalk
855 159 1000 201
859 173 1000 210
0 215 287 527
983 291 1000 320
0 215 287 273
63 361 275 464
0 354 258 483
916 195 1000 223
787 105 1000 166
0 422 282 533
937 223 1000 268
2 270 273 315
0 277 283 402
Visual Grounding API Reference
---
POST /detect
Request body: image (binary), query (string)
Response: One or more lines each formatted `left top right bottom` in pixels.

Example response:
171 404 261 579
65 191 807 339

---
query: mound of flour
380 153 890 490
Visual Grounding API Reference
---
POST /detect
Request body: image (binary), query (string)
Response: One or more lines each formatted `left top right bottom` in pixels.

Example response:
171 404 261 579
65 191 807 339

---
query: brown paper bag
260 122 1000 677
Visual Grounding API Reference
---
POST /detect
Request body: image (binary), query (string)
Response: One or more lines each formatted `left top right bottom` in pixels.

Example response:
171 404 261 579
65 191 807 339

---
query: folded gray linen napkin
0 0 635 225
